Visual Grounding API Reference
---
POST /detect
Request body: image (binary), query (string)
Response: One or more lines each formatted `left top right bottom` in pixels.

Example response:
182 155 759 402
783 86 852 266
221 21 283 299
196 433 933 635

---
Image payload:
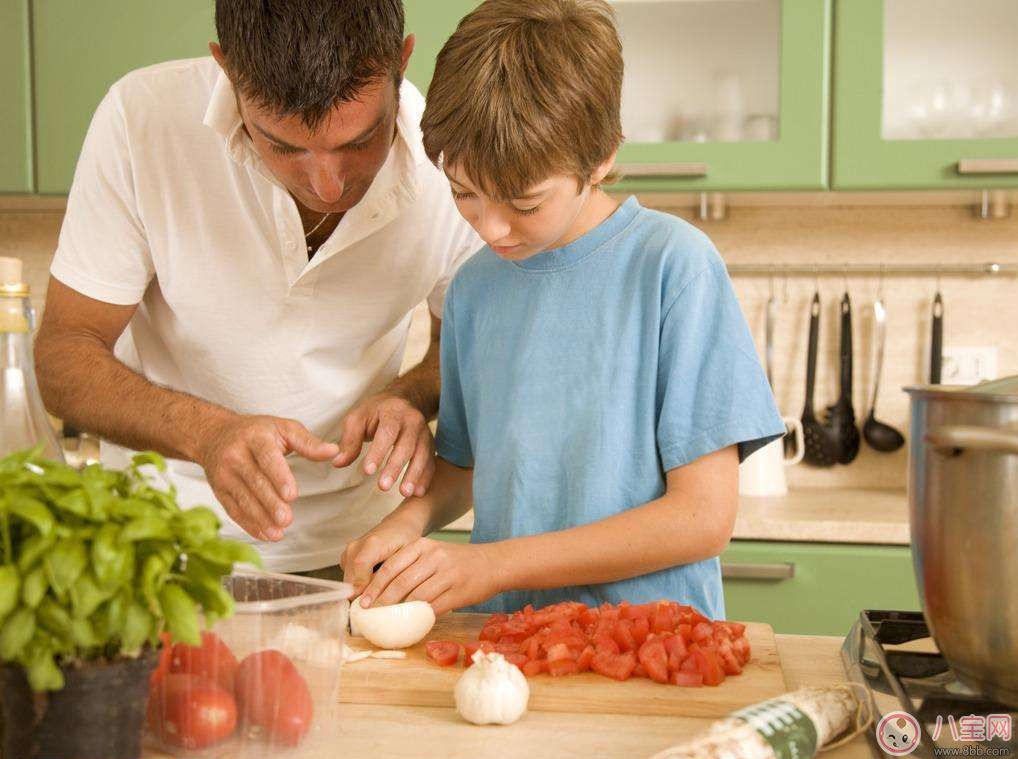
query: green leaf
0 565 21 624
107 497 154 520
37 598 72 639
119 515 173 543
121 603 152 654
70 571 109 619
0 607 36 660
44 537 88 597
159 584 199 646
140 553 170 607
52 489 89 518
24 639 64 692
21 566 48 609
193 539 263 569
130 452 167 472
92 524 134 590
17 533 55 573
97 592 129 643
69 618 97 648
173 507 220 548
7 495 55 536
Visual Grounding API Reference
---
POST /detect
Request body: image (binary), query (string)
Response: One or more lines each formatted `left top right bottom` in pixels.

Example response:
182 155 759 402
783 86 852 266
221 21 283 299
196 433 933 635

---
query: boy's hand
358 538 504 616
340 518 424 594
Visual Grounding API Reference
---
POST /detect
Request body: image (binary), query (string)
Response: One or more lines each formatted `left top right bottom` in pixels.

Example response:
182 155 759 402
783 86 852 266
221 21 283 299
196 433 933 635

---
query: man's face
237 78 399 214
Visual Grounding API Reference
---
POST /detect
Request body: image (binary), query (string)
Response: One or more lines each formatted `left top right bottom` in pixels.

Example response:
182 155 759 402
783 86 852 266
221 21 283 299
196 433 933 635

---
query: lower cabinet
431 532 919 636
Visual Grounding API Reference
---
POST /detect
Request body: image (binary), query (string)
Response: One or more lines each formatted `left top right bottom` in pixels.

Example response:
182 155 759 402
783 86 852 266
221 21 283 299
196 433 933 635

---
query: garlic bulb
348 596 436 649
454 651 530 726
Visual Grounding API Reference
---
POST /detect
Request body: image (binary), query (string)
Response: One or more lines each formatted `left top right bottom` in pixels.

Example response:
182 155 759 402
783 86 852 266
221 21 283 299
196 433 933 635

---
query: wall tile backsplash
5 199 1016 492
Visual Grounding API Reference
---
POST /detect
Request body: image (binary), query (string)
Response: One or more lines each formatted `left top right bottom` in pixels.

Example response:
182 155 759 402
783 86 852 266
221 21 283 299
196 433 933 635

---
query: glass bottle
1 256 63 461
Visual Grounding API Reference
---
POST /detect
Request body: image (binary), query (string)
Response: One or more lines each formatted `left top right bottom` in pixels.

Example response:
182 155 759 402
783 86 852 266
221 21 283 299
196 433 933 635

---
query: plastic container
146 570 352 758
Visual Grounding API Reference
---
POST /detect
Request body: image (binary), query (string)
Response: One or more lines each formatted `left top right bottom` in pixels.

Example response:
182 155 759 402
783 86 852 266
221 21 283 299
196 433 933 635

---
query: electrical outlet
941 346 998 385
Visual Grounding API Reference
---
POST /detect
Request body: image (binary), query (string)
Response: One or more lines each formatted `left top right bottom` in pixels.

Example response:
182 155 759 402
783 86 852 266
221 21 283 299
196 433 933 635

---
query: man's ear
209 41 227 69
400 34 416 77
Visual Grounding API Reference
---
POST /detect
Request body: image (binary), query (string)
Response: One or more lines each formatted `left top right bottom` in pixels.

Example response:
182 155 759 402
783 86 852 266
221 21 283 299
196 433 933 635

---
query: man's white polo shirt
51 58 481 571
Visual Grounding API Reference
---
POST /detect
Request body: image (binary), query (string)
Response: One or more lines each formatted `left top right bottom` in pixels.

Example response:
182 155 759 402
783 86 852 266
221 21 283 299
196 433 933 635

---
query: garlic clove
348 596 436 649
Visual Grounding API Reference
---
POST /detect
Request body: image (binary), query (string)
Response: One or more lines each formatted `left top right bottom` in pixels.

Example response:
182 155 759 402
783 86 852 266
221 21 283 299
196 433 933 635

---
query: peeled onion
348 597 436 649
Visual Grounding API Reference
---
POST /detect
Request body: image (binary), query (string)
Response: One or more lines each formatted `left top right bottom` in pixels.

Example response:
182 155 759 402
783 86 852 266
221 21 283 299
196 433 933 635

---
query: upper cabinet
613 0 831 192
833 0 1018 189
32 0 215 194
0 0 33 193
405 1 480 94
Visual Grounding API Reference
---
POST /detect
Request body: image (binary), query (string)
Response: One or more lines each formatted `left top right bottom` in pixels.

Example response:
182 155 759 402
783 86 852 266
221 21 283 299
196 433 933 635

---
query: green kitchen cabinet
614 0 831 192
722 540 919 636
32 0 216 194
1 0 33 193
404 1 479 95
433 531 919 637
832 0 1018 190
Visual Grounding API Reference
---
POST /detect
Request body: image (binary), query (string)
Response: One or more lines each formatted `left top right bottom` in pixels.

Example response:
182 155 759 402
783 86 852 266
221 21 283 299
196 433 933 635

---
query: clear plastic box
145 570 352 758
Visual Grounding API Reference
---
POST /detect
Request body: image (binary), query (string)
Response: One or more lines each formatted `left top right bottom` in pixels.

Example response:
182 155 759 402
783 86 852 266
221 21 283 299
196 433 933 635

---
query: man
35 0 480 575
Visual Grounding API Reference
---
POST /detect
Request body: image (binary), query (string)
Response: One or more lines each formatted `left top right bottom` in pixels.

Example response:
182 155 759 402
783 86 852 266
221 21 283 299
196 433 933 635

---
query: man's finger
376 429 417 492
362 417 400 479
280 420 340 461
245 462 292 528
332 413 367 468
400 430 435 498
251 437 299 502
219 477 280 541
359 541 422 607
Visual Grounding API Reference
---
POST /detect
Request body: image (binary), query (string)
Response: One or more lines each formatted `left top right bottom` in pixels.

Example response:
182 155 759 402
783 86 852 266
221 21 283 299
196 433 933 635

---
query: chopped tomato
463 640 495 665
637 638 670 684
620 602 654 621
631 617 650 647
505 652 529 669
633 663 647 679
612 619 637 652
546 643 574 662
662 634 688 671
548 658 579 677
676 623 693 643
425 640 461 667
690 644 726 687
591 650 637 681
576 645 595 672
733 636 751 665
592 631 620 656
692 622 714 643
651 604 676 634
522 659 547 677
671 670 703 687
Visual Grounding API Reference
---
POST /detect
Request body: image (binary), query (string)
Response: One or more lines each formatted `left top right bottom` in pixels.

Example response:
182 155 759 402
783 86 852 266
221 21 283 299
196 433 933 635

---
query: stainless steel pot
907 376 1018 707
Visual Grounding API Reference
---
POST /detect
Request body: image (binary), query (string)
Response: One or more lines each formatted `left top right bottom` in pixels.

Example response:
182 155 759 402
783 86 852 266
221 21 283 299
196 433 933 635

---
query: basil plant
0 447 262 691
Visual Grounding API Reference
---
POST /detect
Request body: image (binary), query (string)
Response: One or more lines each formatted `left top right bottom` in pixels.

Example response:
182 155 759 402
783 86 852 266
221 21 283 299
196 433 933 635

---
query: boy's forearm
489 487 735 594
381 456 473 536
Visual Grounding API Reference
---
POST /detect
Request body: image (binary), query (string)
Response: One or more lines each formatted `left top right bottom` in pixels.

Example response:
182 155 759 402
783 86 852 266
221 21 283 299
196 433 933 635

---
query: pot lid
906 374 1018 402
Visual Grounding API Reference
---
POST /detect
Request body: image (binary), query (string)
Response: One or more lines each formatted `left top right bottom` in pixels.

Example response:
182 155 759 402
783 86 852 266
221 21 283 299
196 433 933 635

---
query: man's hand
196 414 340 542
333 393 436 498
356 538 504 615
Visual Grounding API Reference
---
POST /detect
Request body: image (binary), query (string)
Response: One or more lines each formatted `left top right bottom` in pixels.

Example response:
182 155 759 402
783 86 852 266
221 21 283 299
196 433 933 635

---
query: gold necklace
304 212 332 253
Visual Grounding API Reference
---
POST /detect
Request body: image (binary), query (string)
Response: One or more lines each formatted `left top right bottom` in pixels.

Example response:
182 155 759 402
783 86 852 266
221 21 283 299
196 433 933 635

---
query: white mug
738 417 805 497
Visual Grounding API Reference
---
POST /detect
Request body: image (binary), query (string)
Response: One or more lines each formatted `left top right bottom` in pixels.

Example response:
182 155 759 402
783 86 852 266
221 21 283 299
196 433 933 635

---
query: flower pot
1 648 159 759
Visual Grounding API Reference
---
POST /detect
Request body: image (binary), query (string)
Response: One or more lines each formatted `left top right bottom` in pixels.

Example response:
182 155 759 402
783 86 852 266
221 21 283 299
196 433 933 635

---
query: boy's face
445 163 610 261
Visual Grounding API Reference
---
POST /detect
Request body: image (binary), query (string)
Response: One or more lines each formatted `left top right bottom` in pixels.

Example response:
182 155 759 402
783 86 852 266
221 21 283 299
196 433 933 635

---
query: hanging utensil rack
726 262 1018 277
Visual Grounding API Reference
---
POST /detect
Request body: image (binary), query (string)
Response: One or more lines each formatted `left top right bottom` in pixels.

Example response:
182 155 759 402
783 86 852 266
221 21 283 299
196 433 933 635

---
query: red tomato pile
148 632 314 749
426 600 751 687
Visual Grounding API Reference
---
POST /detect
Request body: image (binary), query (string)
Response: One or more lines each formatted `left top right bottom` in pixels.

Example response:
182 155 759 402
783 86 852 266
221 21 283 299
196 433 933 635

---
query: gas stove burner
842 609 1017 758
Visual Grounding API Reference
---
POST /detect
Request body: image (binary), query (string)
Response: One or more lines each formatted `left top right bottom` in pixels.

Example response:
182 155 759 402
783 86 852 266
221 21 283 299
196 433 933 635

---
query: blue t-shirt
435 196 784 617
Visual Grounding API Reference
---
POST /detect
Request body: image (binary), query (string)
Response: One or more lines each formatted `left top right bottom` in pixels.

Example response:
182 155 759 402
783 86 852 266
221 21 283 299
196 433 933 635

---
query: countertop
445 487 910 546
327 634 870 758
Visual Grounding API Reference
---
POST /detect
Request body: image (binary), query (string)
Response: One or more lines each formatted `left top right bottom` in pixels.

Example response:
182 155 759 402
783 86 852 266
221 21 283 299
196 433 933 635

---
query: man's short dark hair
215 0 405 129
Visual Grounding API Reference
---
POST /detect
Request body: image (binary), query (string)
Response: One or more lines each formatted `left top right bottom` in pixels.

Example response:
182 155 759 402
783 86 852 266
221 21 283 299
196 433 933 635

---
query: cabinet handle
617 162 708 178
956 158 1018 175
721 562 795 580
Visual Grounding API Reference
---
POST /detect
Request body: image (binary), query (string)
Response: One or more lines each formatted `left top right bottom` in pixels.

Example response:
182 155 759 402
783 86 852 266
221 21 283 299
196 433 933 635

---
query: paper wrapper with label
649 686 870 759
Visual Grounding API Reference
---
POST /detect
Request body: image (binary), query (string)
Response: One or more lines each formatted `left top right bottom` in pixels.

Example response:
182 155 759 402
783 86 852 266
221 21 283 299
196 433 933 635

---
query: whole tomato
170 631 238 691
235 650 313 746
147 673 237 749
150 632 174 687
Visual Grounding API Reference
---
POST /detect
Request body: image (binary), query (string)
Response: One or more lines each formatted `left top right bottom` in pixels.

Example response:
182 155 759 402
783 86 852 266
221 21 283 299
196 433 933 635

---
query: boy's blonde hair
421 0 623 202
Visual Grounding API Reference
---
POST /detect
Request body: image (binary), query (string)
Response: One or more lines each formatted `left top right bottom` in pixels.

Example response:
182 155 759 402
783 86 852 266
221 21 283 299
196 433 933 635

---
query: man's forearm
36 333 233 462
384 344 440 420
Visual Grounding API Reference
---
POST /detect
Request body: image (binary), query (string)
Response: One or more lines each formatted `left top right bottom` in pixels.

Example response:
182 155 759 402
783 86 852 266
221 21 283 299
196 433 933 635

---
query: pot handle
925 425 1018 455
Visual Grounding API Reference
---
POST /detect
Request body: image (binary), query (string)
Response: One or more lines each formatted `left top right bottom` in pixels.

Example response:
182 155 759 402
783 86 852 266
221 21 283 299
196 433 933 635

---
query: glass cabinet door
833 0 1018 190
613 0 831 192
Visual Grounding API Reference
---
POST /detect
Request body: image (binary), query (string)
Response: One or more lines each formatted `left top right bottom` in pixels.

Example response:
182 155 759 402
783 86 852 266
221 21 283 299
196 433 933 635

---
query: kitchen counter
327 633 870 758
445 487 910 546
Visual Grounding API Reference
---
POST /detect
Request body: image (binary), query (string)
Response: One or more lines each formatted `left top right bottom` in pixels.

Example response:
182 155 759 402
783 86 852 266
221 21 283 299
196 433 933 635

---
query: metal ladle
863 294 905 452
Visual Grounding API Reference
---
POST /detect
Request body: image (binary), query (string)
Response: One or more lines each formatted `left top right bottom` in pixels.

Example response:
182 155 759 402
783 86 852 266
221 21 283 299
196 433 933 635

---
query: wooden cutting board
339 613 787 718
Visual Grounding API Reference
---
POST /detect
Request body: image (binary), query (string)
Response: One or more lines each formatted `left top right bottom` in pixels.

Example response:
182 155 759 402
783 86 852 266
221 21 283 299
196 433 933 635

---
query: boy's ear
591 150 619 186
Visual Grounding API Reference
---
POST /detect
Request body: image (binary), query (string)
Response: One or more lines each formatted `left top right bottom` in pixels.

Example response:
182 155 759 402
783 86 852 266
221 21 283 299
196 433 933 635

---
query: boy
341 0 784 618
